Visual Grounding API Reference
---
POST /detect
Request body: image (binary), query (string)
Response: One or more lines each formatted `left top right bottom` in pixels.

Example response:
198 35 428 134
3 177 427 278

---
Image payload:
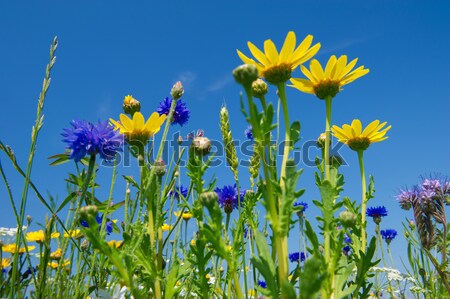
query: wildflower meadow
0 2 449 299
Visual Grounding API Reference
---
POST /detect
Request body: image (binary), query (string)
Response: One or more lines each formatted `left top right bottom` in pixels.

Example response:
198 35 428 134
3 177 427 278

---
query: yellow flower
50 248 63 260
48 259 70 270
109 112 166 144
63 229 84 239
161 224 172 232
331 119 391 151
1 244 35 253
1 258 11 270
190 239 196 246
26 230 60 243
237 31 321 84
248 289 257 297
107 240 123 248
174 211 193 221
290 55 369 99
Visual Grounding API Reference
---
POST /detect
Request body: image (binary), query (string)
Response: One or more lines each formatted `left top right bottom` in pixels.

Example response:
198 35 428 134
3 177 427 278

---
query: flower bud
79 205 98 220
251 79 268 98
232 64 258 86
339 210 356 228
191 136 211 156
177 135 183 145
154 159 166 177
26 215 32 225
122 95 141 116
317 133 327 149
199 191 218 208
50 248 63 260
81 239 89 251
330 155 344 168
171 81 184 100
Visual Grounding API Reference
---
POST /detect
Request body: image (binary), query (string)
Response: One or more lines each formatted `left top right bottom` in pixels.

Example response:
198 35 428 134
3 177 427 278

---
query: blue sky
0 1 449 270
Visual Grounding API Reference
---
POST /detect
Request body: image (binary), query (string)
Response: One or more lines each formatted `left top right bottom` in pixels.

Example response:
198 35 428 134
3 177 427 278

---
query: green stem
358 150 367 252
324 96 332 181
278 82 290 191
376 224 395 298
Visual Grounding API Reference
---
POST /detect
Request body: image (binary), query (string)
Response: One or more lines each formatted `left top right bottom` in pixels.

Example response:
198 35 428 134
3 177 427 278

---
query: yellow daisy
1 244 36 253
161 224 172 232
48 259 70 270
1 258 11 270
63 229 84 240
107 240 123 248
50 248 63 260
237 31 321 84
26 230 60 243
331 119 391 151
109 112 166 144
174 211 193 221
290 55 369 99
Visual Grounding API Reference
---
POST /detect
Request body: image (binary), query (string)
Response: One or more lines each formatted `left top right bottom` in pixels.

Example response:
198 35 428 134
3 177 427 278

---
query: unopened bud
339 211 356 227
233 64 258 86
171 81 184 100
317 133 327 149
199 192 218 208
177 135 183 145
154 159 166 177
81 239 89 251
26 215 32 224
79 205 98 220
251 79 268 98
191 137 211 156
122 95 141 116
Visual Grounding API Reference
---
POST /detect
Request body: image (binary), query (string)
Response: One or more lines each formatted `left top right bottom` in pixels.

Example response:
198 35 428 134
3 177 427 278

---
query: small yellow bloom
237 31 321 84
248 289 257 297
50 248 63 260
48 259 70 270
26 230 60 243
161 224 172 232
1 244 36 254
190 239 196 246
174 211 193 221
290 55 369 99
109 112 166 144
331 119 391 151
107 240 123 248
63 229 84 239
1 258 11 270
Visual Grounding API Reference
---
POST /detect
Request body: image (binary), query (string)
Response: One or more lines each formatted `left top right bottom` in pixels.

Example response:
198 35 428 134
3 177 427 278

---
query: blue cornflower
344 234 352 244
366 206 388 224
288 251 306 263
80 214 113 235
214 184 246 214
343 245 351 256
293 201 308 213
244 126 253 141
380 229 397 244
62 120 123 162
157 97 190 126
169 185 188 200
258 280 267 288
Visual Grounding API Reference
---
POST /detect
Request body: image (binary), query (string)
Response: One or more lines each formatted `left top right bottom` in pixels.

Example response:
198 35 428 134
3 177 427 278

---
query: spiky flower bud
339 210 356 228
199 191 218 208
191 136 211 156
249 144 261 188
154 159 166 177
233 64 258 86
122 95 141 116
251 79 268 98
171 81 184 100
79 205 98 220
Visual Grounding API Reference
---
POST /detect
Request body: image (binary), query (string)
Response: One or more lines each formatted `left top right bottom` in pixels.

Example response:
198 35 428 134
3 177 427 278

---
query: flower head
122 95 141 116
258 280 267 288
109 112 166 145
331 119 391 151
62 120 123 162
396 188 417 210
293 201 308 213
288 251 306 263
237 31 321 84
380 229 397 244
161 224 172 232
169 185 188 200
366 206 388 224
174 211 193 221
157 97 190 126
290 55 369 99
107 240 123 248
1 258 10 271
48 259 70 270
26 230 60 243
244 126 254 141
215 184 246 214
1 244 35 254
63 229 84 239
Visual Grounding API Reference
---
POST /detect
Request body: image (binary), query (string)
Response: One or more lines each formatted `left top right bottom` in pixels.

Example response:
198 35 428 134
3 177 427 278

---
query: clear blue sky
0 1 449 270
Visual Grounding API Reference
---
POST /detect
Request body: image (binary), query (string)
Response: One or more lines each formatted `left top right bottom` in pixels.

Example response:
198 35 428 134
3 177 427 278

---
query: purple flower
244 126 253 141
422 179 441 191
169 185 188 200
396 188 417 210
258 280 267 288
366 206 388 218
80 214 113 235
380 229 397 243
293 201 308 212
157 97 190 126
214 184 246 214
62 120 123 162
288 251 306 263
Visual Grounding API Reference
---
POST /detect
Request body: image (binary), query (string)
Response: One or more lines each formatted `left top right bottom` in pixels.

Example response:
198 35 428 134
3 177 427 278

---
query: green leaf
289 121 301 144
48 153 70 166
299 255 326 298
251 231 279 297
56 191 78 213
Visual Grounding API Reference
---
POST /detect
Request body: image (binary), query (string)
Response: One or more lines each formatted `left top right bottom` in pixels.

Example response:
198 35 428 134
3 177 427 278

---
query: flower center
313 80 340 100
262 63 292 84
347 137 371 151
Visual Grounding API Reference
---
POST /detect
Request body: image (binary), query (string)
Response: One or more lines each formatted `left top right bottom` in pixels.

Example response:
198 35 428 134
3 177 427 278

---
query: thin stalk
324 96 332 180
376 224 395 298
358 150 368 252
278 82 290 191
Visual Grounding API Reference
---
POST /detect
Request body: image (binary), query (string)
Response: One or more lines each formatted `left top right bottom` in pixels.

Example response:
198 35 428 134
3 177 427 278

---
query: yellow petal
120 114 134 131
340 57 358 78
237 50 263 68
289 78 315 94
361 120 380 137
109 119 125 133
351 119 363 136
292 43 321 66
264 39 279 64
247 42 270 66
291 34 313 61
133 112 145 130
332 55 348 80
341 67 369 85
279 31 296 63
300 65 318 83
310 59 325 81
324 55 337 78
